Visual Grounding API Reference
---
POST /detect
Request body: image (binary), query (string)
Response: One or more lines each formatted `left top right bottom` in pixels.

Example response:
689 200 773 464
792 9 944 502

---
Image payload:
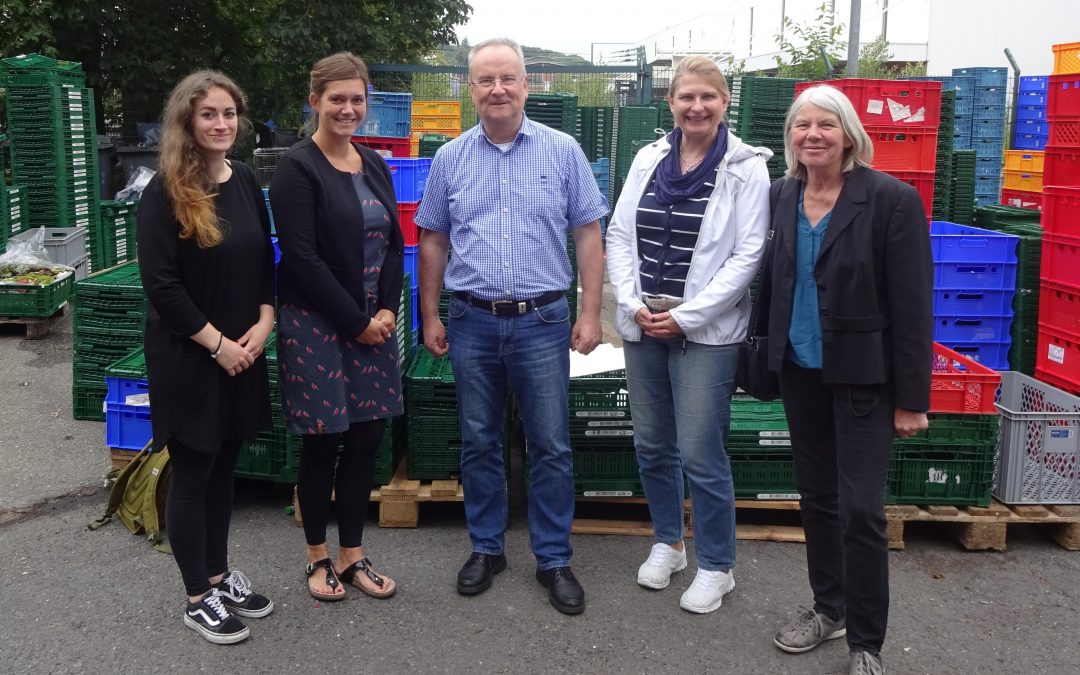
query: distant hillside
432 44 590 67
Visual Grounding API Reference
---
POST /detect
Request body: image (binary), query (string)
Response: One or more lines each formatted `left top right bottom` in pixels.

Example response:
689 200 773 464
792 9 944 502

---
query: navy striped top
635 168 716 299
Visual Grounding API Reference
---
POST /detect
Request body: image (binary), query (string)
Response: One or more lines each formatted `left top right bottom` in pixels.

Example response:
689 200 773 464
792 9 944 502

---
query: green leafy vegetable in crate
0 262 71 285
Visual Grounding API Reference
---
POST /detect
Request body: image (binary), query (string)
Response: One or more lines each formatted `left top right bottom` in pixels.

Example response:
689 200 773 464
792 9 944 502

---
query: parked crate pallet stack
973 204 1043 374
613 105 660 201
914 74 975 151
932 90 956 220
96 200 137 272
71 262 146 421
949 149 977 225
409 100 462 157
797 78 942 217
568 370 637 496
1 54 102 250
731 77 801 181
953 67 1009 205
1036 43 1080 396
576 106 614 163
1001 149 1044 214
1014 75 1049 151
525 93 578 134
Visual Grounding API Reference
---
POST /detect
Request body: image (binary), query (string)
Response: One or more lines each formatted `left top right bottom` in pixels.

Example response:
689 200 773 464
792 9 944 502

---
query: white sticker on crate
867 99 884 115
575 410 627 418
758 493 801 500
887 99 912 122
583 491 633 497
1048 343 1066 364
125 393 150 407
926 467 961 485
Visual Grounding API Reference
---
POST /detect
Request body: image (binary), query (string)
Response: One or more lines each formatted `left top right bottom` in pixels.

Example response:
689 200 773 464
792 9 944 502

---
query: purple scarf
653 125 729 206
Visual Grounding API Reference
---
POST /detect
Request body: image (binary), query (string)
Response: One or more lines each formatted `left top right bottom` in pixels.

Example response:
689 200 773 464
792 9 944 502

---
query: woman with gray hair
761 85 933 674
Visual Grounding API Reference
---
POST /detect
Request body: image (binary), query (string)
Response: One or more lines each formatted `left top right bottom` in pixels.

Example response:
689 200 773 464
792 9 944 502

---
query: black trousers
166 440 242 598
297 419 386 548
779 361 894 654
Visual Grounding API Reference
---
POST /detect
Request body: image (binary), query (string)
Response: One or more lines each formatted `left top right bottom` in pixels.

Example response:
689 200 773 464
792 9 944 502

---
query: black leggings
165 440 242 598
297 419 386 548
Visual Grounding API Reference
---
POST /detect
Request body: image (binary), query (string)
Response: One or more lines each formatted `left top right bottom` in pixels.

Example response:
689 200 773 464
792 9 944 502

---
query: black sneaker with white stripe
214 570 274 618
184 589 250 645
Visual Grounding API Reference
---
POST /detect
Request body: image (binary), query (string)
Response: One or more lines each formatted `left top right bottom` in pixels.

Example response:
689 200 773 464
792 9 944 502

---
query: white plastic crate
993 371 1080 504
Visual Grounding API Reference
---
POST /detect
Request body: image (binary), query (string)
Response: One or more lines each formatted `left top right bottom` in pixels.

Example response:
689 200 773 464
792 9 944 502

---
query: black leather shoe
536 566 585 615
456 552 507 596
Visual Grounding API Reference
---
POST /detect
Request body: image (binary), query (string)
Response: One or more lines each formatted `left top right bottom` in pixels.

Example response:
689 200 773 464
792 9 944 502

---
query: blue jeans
624 337 739 571
447 295 574 570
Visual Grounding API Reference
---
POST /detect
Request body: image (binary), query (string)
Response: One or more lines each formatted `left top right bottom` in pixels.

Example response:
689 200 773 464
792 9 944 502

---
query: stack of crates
1013 75 1049 152
973 204 1043 374
96 200 137 272
525 93 578 133
0 185 28 253
103 348 151 451
385 157 429 336
930 221 1020 370
356 91 411 139
887 343 1001 506
797 78 942 217
410 101 461 157
932 90 956 220
235 331 300 483
953 67 1008 205
418 133 453 158
613 106 660 200
731 77 801 181
913 75 976 150
71 262 146 421
568 371 637 496
1036 42 1080 396
728 398 798 500
1001 150 1044 212
1 54 100 240
576 107 614 163
949 150 977 224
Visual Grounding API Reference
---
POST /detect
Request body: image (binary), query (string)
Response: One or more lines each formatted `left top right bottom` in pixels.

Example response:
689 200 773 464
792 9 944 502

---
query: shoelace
853 651 879 675
645 544 679 567
790 606 820 636
203 591 231 620
222 570 252 599
686 569 724 592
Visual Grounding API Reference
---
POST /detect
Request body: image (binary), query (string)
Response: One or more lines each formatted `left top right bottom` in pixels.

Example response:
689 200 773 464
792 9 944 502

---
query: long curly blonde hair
158 70 249 248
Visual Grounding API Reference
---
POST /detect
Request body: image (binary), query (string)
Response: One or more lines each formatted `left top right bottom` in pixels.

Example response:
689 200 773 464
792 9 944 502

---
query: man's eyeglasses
469 75 524 90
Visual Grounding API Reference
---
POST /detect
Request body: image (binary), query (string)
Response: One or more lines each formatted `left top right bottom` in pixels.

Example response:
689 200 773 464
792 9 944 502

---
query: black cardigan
270 137 405 338
764 166 934 412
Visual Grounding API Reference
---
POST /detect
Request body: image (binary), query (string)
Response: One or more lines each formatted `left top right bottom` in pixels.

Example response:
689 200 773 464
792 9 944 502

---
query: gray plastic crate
13 226 88 266
993 371 1080 504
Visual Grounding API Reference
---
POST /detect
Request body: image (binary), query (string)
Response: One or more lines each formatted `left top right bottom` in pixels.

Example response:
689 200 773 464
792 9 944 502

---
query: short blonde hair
784 84 874 180
668 56 730 102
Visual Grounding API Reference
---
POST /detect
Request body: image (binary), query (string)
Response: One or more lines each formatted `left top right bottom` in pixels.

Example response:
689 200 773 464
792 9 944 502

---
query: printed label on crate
757 493 801 500
1048 343 1066 364
585 420 634 427
584 429 634 437
575 410 628 418
583 490 634 497
125 393 150 407
758 430 791 438
926 467 960 485
886 99 912 122
867 99 885 115
1049 428 1074 439
758 439 792 447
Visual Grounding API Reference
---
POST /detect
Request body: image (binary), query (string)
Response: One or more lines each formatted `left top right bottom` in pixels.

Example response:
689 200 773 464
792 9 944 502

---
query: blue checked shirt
415 115 609 301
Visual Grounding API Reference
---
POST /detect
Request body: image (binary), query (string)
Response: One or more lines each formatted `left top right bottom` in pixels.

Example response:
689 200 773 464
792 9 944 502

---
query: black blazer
271 137 405 338
763 165 934 412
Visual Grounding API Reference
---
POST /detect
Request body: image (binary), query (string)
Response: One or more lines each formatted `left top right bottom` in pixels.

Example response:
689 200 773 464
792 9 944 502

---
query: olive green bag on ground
88 443 173 554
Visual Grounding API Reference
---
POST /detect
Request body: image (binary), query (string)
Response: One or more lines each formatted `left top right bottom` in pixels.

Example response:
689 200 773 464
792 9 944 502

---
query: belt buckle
517 301 527 315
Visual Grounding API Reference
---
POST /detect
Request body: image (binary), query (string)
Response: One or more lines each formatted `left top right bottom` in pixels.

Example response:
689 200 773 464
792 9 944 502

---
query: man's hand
894 408 928 438
424 318 449 357
571 312 602 355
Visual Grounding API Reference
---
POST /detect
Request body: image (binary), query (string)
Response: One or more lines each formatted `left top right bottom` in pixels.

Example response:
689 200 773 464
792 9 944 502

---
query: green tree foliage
857 35 893 79
0 0 471 133
773 3 845 80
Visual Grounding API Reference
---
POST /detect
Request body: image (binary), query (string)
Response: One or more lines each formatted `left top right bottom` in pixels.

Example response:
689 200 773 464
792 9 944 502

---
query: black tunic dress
136 161 274 453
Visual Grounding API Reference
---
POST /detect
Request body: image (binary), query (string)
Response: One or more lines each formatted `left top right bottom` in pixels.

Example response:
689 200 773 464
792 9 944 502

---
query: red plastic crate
397 201 419 246
1043 145 1080 186
1047 76 1080 121
1042 186 1080 237
886 170 934 218
1039 280 1080 338
930 342 1002 414
1049 120 1080 148
1041 235 1080 286
794 78 942 128
351 135 411 157
868 127 937 172
1035 325 1080 396
1000 188 1043 210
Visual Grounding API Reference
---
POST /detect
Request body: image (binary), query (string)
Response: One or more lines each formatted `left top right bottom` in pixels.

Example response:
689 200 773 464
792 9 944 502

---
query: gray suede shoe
773 606 847 653
849 650 884 675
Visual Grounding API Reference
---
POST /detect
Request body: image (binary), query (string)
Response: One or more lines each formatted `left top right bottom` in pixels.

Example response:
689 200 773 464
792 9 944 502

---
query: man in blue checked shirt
415 36 608 616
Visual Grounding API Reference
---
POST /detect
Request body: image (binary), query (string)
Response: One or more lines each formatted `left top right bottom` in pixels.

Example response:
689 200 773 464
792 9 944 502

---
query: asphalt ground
2 299 1080 674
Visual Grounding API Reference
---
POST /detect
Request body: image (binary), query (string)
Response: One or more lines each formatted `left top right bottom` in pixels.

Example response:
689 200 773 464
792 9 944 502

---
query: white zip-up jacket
606 130 772 345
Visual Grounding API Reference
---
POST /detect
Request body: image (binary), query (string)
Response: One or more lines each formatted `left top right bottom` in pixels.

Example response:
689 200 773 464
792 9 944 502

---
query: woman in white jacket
605 56 771 614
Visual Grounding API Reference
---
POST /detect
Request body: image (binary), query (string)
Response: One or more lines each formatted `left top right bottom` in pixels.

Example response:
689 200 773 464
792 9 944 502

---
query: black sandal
337 558 396 599
305 557 345 602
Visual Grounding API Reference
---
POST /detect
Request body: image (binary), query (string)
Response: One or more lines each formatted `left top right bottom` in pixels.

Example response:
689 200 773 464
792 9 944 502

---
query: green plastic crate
235 427 301 483
886 445 995 506
893 413 999 448
0 272 73 317
730 453 799 500
103 346 147 380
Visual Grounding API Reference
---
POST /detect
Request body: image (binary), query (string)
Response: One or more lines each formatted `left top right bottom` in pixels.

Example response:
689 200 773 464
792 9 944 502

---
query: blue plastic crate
930 222 1019 264
1015 119 1049 136
937 341 1010 370
1017 90 1048 105
1019 76 1049 93
974 158 1002 178
952 67 1008 88
953 117 973 134
953 97 973 116
933 288 1016 317
105 375 149 405
933 315 1014 342
973 105 1006 122
974 140 1005 157
974 86 1007 106
385 158 431 202
953 136 973 150
105 402 152 450
1013 132 1047 150
974 177 1002 193
410 286 420 333
357 91 412 138
1016 105 1047 122
403 244 419 289
972 119 1005 139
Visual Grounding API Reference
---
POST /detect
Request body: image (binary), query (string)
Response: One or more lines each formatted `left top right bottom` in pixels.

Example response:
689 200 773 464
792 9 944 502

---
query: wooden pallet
885 502 1080 551
291 460 463 528
109 448 140 470
0 302 71 339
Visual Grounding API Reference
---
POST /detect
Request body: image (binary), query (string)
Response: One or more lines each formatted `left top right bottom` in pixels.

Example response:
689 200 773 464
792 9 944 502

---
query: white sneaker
636 543 688 589
679 568 735 614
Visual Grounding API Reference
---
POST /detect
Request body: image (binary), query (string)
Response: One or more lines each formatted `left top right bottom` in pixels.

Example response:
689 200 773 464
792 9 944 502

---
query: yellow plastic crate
1003 150 1044 173
1052 41 1080 76
1003 169 1044 193
412 100 461 117
412 116 463 132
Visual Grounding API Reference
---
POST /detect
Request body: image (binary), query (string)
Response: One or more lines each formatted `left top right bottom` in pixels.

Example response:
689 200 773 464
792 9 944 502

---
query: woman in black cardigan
763 85 933 675
270 52 405 602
